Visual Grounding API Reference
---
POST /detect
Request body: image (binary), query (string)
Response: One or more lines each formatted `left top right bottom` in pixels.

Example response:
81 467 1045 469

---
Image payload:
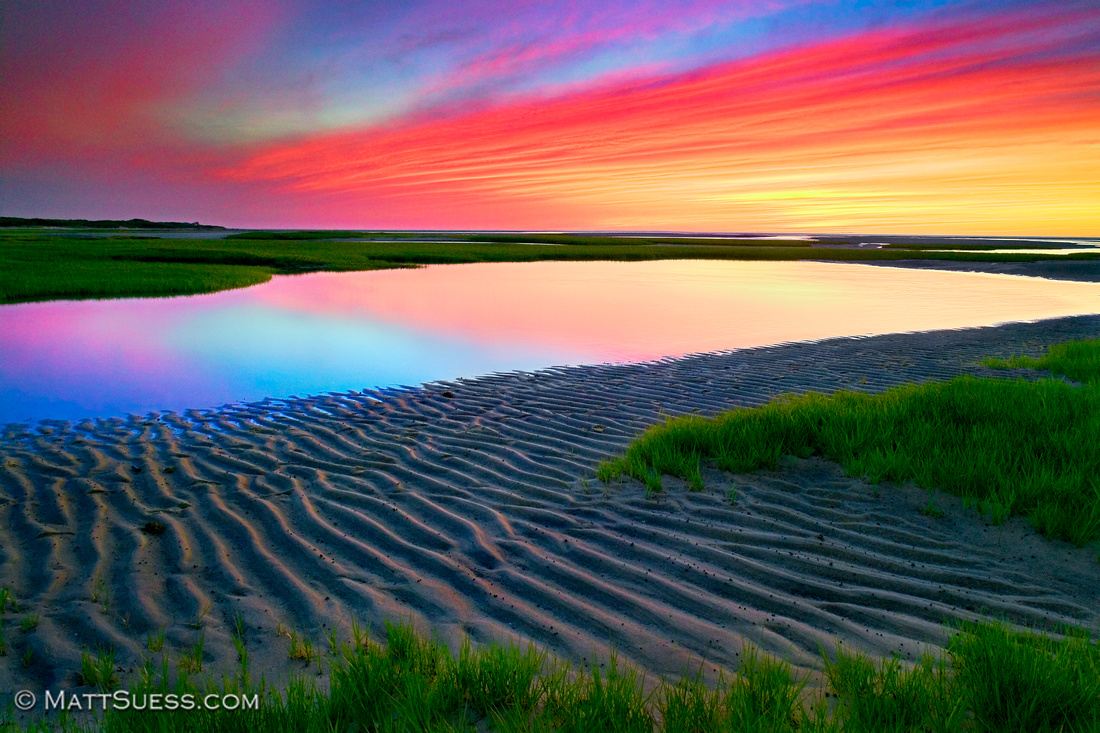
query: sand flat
2 315 1100 696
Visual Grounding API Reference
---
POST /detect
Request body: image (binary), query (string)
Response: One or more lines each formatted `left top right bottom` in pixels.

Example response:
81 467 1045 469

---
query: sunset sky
1 0 1097 234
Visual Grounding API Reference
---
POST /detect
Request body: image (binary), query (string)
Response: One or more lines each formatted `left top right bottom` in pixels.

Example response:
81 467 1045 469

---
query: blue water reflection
3 260 1100 426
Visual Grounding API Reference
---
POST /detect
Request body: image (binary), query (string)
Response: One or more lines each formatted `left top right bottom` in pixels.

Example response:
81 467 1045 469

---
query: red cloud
220 4 1100 232
0 1 281 167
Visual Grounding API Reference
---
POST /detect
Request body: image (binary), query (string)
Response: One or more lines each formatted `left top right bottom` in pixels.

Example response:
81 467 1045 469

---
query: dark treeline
0 217 225 230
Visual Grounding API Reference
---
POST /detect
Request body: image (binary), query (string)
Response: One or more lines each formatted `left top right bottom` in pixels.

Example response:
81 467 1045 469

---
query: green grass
79 647 118 690
4 230 1099 304
0 257 273 304
947 621 1100 732
981 338 1100 385
3 620 1097 731
286 629 317 664
187 602 212 630
177 635 205 676
599 340 1100 546
147 627 165 653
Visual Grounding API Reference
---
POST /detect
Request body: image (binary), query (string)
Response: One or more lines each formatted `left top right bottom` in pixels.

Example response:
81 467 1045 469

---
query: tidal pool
3 260 1100 425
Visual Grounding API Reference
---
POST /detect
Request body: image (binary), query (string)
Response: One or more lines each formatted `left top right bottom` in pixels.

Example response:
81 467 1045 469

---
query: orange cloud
222 4 1100 234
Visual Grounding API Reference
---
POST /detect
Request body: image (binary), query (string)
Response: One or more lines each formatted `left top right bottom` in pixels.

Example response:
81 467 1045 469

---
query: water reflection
3 260 1100 425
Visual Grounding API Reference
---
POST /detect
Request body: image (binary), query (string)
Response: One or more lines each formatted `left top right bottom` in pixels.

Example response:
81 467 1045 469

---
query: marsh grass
598 373 1100 545
5 231 1099 305
187 602 211 630
949 621 1100 732
147 627 165 653
90 575 108 612
5 620 1096 732
982 338 1100 385
286 630 316 665
79 648 118 690
0 257 274 304
177 635 205 676
825 648 963 731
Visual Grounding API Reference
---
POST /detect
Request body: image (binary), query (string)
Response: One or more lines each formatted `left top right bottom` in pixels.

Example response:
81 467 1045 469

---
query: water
3 260 1100 425
922 249 1097 255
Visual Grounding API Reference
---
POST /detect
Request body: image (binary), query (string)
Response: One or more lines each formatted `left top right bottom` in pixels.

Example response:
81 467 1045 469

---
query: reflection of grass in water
4 230 1100 305
600 340 1100 545
20 619 1097 731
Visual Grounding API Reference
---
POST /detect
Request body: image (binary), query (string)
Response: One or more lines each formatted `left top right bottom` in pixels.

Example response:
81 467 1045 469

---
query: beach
2 313 1100 701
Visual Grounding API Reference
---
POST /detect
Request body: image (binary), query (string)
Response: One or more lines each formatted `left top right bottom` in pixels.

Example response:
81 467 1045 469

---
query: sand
2 314 1100 706
854 257 1100 283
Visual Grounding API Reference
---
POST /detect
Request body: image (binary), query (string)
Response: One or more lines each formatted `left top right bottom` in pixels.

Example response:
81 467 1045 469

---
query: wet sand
853 257 1100 283
2 314 1100 702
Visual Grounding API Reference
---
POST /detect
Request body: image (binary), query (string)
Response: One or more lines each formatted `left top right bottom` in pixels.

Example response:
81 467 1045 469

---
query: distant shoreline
0 217 225 231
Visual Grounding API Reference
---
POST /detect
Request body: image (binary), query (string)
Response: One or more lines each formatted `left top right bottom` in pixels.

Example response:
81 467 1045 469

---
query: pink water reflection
4 260 1100 425
0 296 238 421
255 261 1100 362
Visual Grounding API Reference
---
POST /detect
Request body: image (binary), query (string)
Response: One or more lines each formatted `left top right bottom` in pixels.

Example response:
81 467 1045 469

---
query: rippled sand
2 315 1099 698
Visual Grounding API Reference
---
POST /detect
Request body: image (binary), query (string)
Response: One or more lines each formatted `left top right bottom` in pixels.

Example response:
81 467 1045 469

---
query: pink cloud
0 1 283 168
218 3 1100 233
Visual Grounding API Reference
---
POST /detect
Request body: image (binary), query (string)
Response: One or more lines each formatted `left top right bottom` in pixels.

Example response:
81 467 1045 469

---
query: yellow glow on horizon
223 7 1100 235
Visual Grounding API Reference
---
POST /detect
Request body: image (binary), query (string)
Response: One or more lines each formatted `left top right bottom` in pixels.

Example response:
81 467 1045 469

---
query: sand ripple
2 315 1100 692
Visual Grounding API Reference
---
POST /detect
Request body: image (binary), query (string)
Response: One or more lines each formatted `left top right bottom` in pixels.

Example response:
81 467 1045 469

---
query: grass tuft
79 647 118 690
825 647 962 731
982 338 1100 385
525 655 654 733
187 601 212 629
3 620 1098 731
287 630 317 664
724 646 807 731
949 620 1100 732
90 573 109 612
600 343 1100 546
177 634 205 676
147 626 165 652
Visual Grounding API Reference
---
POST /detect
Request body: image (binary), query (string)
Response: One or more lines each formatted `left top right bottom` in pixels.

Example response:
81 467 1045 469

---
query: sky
1 0 1097 234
